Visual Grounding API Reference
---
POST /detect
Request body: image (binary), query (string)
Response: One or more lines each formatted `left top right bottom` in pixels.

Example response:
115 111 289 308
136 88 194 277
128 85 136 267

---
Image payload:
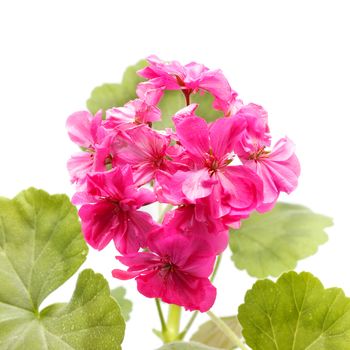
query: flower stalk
163 304 182 343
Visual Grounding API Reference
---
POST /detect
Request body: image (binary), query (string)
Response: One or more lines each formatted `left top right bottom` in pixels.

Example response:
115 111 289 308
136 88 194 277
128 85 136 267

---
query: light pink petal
182 169 216 201
263 158 300 194
254 161 279 205
106 106 135 125
197 69 232 101
172 104 199 124
66 111 94 148
269 137 299 167
136 81 164 105
67 152 94 185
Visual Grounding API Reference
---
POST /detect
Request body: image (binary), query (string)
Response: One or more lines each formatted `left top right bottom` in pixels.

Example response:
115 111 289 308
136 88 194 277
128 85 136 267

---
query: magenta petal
209 115 246 159
126 210 159 248
116 251 161 270
112 269 142 280
79 202 117 250
137 272 216 312
218 166 263 215
175 116 210 159
163 206 228 255
155 170 189 205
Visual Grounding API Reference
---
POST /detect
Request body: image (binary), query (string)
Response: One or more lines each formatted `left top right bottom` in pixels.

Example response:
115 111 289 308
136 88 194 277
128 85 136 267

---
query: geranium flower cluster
67 55 300 312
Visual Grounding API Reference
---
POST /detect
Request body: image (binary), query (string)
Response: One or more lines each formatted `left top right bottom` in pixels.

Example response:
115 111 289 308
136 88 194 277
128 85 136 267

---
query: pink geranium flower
111 125 187 186
72 166 158 254
168 105 263 221
155 170 228 254
66 110 110 188
241 137 301 211
105 98 161 128
138 55 234 111
233 103 271 157
112 231 217 312
231 103 300 210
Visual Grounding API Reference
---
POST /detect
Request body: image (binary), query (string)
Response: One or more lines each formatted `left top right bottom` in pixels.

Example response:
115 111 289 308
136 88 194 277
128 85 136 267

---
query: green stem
179 254 223 339
179 311 198 340
155 298 167 333
163 304 182 343
207 311 248 350
210 254 222 283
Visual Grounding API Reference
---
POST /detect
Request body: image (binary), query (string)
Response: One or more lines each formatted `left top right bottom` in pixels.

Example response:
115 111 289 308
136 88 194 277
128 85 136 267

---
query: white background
0 1 349 349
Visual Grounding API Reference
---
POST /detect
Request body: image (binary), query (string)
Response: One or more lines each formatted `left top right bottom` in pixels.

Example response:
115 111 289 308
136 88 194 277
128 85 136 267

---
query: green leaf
238 271 350 350
157 341 221 350
155 90 223 130
0 188 125 349
86 59 147 115
111 287 132 321
229 203 332 278
190 316 242 349
0 187 88 310
156 90 186 129
191 91 223 122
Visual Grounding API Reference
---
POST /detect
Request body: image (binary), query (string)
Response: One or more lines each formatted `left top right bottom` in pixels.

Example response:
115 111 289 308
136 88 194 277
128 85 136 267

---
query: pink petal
116 251 161 270
155 170 190 205
175 116 210 160
66 111 94 148
218 165 263 215
182 169 216 201
79 202 118 250
137 272 216 312
209 115 246 159
197 69 232 102
112 269 143 280
67 152 94 186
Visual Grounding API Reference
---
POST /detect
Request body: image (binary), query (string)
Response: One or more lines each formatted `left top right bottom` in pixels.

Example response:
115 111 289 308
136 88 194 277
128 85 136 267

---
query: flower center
249 147 271 161
153 154 165 168
204 149 233 175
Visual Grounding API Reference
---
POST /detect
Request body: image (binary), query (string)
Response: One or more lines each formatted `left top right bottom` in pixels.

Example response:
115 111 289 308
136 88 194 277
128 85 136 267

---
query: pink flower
138 55 234 112
241 137 301 211
111 125 187 186
164 207 228 254
155 170 228 254
169 106 263 222
67 110 104 148
112 231 217 312
233 103 271 157
73 166 158 254
105 98 161 128
66 110 110 188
